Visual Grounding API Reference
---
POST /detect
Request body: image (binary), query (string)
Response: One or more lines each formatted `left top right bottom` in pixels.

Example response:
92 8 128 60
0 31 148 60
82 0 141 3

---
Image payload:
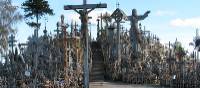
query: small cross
74 21 79 34
116 1 120 8
8 34 17 54
44 17 48 36
54 22 61 36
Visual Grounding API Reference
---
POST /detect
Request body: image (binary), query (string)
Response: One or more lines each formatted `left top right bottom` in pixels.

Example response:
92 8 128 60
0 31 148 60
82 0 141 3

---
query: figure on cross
128 9 150 38
128 9 150 53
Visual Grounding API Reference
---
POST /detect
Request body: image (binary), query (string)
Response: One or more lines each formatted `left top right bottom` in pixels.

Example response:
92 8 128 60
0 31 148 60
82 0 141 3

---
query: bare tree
0 0 22 54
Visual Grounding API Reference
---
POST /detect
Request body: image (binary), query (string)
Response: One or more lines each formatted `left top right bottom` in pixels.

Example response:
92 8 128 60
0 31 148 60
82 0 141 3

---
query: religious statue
128 9 150 53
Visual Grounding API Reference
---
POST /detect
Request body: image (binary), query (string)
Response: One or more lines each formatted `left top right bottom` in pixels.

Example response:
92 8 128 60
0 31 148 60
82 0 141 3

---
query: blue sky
12 0 200 52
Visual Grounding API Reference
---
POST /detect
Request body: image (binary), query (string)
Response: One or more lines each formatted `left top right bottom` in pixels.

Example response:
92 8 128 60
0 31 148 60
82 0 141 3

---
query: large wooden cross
64 0 107 88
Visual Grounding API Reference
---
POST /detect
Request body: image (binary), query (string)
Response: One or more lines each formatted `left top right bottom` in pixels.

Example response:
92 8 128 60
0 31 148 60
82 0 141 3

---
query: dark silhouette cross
54 22 61 37
8 34 17 54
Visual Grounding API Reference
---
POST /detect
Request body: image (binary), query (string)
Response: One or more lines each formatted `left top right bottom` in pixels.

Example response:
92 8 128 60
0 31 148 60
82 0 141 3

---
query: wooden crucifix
64 1 107 88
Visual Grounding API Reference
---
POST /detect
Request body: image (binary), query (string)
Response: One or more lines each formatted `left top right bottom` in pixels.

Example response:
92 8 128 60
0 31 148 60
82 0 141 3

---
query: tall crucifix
64 1 107 88
128 9 150 53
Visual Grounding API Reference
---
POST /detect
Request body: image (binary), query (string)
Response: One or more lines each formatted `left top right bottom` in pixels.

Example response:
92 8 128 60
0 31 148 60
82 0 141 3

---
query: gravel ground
90 82 166 88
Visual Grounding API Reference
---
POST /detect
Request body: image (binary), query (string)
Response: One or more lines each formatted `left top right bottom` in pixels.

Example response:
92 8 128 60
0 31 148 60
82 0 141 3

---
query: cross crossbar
64 3 107 10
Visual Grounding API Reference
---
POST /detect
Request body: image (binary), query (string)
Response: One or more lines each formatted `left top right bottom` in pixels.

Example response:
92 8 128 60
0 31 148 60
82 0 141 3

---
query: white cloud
170 17 200 27
155 10 176 16
12 2 20 7
66 13 80 21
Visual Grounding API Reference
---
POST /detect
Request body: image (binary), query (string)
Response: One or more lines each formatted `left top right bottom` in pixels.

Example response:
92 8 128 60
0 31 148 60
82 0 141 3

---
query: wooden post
97 19 100 39
101 13 103 32
117 21 121 63
60 15 69 83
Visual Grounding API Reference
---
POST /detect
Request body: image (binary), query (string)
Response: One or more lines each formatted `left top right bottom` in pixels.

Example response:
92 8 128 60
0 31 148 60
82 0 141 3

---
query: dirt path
90 82 163 88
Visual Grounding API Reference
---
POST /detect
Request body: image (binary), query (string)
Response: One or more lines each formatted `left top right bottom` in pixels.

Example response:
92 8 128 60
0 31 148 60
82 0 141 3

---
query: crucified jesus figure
128 9 150 52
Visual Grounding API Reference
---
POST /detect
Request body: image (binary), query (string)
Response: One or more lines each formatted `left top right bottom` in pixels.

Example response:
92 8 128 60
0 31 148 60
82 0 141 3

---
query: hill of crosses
1 0 200 88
